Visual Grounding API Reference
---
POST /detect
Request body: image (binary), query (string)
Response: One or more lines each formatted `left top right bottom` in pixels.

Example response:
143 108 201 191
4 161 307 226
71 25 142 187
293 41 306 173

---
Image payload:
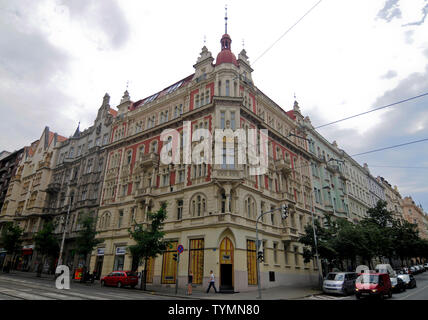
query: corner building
90 31 320 292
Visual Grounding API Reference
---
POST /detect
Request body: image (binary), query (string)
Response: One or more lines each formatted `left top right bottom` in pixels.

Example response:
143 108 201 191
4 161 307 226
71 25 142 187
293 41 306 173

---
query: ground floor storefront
89 226 319 292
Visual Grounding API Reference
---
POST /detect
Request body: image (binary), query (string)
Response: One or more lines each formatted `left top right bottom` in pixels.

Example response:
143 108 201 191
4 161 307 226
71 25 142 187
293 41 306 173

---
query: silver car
323 272 358 295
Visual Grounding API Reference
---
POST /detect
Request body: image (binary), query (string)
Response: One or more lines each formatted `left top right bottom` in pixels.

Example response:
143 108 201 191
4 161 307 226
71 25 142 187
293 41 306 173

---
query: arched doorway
219 237 234 292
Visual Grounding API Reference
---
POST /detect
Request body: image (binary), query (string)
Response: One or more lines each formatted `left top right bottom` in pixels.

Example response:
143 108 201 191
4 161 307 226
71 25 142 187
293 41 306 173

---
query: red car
101 271 138 288
355 273 392 299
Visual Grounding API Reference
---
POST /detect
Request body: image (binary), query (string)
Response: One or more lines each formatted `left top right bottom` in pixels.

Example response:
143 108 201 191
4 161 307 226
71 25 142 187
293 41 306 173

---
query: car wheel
101 280 105 287
117 281 122 288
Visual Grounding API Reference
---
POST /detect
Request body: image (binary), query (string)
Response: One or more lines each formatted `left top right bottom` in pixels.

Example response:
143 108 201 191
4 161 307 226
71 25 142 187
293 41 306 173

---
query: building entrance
219 237 234 292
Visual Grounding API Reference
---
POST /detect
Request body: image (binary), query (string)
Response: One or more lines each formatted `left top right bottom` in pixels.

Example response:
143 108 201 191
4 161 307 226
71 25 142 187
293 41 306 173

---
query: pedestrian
187 270 193 295
206 270 218 293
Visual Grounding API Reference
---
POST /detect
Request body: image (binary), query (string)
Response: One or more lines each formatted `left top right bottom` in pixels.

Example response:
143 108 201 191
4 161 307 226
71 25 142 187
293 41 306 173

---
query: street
305 272 428 300
0 273 188 300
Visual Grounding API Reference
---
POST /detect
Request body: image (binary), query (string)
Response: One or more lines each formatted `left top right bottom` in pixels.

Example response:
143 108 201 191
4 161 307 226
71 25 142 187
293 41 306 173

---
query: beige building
377 176 404 223
89 30 320 292
0 127 66 271
401 196 428 239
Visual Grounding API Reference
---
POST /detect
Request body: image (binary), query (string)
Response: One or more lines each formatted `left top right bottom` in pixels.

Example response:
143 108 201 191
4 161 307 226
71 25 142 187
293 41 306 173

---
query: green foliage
75 212 103 262
0 222 23 255
128 203 170 264
33 220 59 258
298 200 426 269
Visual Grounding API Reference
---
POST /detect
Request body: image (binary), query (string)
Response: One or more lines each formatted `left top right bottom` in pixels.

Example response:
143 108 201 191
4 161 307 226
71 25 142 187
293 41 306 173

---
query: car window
107 273 114 277
126 272 137 277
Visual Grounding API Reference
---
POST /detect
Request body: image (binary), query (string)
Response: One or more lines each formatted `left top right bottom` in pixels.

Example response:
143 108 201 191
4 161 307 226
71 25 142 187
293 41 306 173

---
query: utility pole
256 204 289 299
58 194 73 267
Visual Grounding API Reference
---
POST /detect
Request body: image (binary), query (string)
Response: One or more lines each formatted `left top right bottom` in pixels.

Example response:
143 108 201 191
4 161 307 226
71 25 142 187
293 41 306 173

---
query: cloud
0 1 73 150
381 70 398 79
58 0 130 49
377 0 402 22
403 3 428 26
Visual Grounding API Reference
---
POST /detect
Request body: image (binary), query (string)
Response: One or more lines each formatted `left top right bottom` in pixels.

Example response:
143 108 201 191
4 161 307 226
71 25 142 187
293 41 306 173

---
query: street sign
177 244 184 254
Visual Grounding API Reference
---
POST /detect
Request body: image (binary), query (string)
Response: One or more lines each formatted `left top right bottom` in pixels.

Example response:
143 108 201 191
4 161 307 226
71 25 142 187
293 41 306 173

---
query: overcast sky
0 0 427 211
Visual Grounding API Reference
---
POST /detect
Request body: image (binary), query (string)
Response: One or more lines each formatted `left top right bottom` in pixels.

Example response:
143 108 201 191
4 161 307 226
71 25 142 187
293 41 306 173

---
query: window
247 240 257 285
161 241 178 284
220 111 225 129
294 246 299 266
188 239 204 284
151 140 158 153
118 210 124 228
68 147 74 158
86 159 93 174
177 200 183 220
225 80 230 96
96 137 101 146
126 150 132 165
273 242 278 264
191 194 206 217
230 112 235 130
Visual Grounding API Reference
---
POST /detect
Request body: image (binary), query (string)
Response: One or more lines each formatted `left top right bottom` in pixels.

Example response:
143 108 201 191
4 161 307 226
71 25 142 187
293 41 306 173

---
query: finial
203 35 206 45
242 39 245 49
225 4 228 34
126 80 129 91
294 92 297 100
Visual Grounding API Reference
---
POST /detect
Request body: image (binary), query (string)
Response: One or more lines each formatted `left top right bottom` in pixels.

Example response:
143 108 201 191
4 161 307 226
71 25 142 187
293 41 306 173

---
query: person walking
187 270 193 295
206 270 218 293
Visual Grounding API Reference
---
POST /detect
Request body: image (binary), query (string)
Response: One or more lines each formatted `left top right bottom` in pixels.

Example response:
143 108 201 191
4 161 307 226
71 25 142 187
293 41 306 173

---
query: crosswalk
305 294 351 300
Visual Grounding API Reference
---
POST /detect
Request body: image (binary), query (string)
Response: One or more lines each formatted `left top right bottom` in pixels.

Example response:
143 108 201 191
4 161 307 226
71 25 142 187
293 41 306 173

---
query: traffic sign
177 244 184 254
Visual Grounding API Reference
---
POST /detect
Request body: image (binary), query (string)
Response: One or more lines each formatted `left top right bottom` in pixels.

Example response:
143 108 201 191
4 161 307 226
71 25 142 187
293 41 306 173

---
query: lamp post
58 194 73 267
255 204 289 299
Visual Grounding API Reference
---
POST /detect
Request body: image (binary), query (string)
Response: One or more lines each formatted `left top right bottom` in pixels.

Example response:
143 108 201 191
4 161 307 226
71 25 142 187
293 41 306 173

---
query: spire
225 5 228 34
73 122 81 138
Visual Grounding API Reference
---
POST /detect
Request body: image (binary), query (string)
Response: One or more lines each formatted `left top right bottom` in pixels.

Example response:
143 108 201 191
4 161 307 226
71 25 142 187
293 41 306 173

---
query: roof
130 74 194 111
109 108 118 117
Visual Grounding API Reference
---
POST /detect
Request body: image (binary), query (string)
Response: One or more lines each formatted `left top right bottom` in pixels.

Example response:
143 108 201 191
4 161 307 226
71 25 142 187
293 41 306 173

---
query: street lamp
57 193 74 267
255 204 289 299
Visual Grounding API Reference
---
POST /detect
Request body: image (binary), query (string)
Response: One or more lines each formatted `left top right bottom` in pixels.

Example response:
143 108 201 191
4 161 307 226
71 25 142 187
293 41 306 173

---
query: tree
75 212 103 282
0 222 23 272
33 219 60 277
300 215 337 270
128 203 170 290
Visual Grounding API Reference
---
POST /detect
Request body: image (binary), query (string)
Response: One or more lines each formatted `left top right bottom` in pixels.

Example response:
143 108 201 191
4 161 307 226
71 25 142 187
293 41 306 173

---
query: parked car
424 263 428 271
390 276 406 293
409 266 416 274
401 267 409 274
101 271 138 288
398 274 417 289
375 264 396 278
323 272 358 295
419 265 426 272
355 273 392 300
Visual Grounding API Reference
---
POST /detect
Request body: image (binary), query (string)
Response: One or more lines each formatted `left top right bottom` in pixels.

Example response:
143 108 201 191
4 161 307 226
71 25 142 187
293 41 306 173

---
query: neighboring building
47 94 116 271
0 127 66 271
0 151 11 161
0 148 25 269
363 163 386 209
303 117 349 222
401 196 428 239
0 148 25 217
89 28 321 292
377 176 404 222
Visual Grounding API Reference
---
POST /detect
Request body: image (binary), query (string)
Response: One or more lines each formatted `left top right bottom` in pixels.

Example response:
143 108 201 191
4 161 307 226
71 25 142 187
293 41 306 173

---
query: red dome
215 33 238 67
216 50 238 66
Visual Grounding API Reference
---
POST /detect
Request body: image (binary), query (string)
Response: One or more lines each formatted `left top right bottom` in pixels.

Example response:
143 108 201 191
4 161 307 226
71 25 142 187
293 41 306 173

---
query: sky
0 0 427 210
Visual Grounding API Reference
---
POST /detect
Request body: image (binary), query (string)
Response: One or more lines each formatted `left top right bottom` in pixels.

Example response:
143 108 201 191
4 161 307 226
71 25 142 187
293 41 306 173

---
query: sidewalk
142 284 322 300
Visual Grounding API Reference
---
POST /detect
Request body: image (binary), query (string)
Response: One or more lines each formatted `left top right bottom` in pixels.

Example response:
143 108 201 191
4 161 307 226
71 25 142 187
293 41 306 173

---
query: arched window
190 194 207 217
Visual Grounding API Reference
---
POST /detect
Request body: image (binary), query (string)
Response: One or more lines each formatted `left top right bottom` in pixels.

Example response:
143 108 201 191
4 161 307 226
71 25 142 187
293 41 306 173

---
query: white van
375 264 396 278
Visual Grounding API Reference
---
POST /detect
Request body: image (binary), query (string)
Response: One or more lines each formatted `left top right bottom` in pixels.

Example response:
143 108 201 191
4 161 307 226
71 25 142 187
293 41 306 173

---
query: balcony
138 153 160 168
212 168 243 180
46 182 61 193
135 187 154 198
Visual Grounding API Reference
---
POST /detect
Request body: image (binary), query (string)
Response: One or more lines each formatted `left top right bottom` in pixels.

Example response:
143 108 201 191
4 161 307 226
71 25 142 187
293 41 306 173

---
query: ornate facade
89 31 320 292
